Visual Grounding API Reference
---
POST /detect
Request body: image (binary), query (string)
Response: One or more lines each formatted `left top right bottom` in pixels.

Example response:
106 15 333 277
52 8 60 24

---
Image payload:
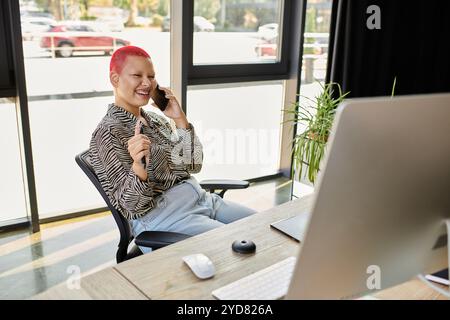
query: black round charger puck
232 240 256 254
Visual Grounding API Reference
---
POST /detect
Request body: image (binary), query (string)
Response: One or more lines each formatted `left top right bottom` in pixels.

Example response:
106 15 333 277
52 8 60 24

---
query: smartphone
139 124 146 168
151 84 169 111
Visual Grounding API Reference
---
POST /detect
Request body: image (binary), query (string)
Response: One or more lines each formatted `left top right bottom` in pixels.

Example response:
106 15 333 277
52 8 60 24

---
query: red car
40 22 130 58
255 40 278 57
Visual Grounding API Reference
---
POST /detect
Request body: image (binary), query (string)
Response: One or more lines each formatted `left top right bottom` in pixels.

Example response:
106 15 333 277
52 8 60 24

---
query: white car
21 17 56 40
194 16 215 32
96 17 125 32
134 16 152 27
21 17 56 31
257 23 278 41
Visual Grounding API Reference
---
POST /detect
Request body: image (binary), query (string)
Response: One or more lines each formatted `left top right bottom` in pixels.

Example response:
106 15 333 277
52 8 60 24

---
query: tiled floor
0 177 293 299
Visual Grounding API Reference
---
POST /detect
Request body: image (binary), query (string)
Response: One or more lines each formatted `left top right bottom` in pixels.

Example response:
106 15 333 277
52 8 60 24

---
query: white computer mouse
182 253 215 279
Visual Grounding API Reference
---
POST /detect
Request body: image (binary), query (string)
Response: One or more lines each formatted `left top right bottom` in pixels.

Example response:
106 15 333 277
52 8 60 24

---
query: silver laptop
270 213 310 242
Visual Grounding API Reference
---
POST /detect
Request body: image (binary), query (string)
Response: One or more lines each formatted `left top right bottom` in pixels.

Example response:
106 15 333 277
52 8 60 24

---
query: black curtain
326 0 450 98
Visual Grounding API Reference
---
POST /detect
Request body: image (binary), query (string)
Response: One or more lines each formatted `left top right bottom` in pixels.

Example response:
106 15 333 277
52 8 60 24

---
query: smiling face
110 55 156 116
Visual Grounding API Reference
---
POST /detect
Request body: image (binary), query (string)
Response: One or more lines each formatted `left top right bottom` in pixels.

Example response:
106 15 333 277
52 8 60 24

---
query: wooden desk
33 196 448 300
114 195 309 300
33 266 148 300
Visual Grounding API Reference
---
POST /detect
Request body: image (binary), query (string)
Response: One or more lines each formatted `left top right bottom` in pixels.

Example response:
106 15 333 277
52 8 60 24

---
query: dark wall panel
0 0 16 96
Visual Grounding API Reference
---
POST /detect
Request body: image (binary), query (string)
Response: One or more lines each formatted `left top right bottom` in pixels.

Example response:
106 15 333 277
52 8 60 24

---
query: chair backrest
75 150 133 262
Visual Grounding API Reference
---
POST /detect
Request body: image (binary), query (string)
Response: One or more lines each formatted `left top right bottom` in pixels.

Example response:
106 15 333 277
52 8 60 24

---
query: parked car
161 16 214 32
254 38 277 58
194 16 215 32
96 17 125 32
257 23 278 41
313 36 329 55
21 10 55 20
21 16 56 40
161 16 170 32
40 22 130 57
134 16 151 27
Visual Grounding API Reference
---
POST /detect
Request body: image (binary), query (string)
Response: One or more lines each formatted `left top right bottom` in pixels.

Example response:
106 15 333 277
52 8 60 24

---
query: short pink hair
110 46 151 74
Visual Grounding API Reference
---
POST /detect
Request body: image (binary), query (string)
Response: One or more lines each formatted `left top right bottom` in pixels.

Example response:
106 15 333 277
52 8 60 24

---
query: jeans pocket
183 179 204 202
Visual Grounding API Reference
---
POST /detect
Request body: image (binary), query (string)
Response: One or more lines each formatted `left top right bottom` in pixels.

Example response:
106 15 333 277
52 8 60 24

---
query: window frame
0 0 40 232
1 0 307 230
173 0 308 184
185 0 294 85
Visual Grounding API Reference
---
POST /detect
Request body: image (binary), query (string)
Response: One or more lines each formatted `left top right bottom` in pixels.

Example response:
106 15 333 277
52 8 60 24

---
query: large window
182 0 301 183
193 0 284 65
187 81 283 180
19 0 171 218
2 0 304 228
187 0 293 85
0 98 28 223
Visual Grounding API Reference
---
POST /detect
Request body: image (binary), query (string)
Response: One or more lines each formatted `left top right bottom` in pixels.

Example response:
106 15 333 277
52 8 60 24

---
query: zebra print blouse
89 103 203 220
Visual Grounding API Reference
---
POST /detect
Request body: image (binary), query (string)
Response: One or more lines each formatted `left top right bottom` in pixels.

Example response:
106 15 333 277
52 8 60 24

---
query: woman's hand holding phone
154 85 189 129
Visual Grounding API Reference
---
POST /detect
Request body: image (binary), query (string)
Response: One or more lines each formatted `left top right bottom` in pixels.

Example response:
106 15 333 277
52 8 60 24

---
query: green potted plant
287 78 397 184
286 82 349 184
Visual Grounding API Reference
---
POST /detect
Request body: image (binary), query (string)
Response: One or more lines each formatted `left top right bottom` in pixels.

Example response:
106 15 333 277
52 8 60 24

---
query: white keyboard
212 257 296 300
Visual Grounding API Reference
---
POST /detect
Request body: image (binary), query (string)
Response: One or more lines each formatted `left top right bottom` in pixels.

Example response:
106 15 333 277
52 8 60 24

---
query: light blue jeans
130 177 256 253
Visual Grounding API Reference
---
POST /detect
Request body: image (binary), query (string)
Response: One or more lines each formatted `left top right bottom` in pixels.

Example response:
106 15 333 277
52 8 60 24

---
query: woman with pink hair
89 46 255 253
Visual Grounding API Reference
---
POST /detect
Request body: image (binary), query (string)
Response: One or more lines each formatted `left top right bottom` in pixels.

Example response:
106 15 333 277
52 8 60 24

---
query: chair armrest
135 231 191 250
199 179 250 191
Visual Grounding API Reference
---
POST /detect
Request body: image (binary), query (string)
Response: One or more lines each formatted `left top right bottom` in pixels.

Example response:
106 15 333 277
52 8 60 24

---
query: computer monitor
286 93 450 299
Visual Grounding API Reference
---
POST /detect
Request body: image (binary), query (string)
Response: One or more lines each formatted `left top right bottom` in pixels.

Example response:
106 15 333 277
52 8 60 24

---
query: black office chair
75 150 249 263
